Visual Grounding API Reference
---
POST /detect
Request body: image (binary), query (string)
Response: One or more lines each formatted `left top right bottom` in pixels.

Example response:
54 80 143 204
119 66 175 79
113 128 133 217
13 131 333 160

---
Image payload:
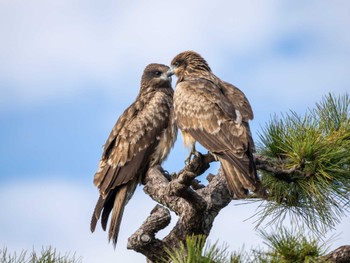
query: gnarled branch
323 245 350 263
127 152 349 262
254 154 305 183
127 153 230 262
127 205 171 261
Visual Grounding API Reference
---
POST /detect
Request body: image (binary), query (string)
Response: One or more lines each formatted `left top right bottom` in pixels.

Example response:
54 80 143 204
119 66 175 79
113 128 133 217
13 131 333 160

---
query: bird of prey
90 63 177 246
168 51 261 198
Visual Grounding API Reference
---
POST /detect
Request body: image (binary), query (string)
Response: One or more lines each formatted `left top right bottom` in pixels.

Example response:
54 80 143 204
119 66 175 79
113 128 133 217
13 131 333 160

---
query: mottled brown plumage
169 51 260 198
91 63 177 246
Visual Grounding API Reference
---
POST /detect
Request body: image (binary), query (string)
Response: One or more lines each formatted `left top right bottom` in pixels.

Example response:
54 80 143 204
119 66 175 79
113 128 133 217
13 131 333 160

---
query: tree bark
126 153 349 262
323 245 350 263
127 153 233 262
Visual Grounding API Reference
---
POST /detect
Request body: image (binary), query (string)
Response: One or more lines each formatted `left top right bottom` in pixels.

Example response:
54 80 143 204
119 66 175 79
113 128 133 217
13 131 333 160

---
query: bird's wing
175 79 258 196
221 81 254 120
93 93 170 197
176 79 253 172
220 81 256 152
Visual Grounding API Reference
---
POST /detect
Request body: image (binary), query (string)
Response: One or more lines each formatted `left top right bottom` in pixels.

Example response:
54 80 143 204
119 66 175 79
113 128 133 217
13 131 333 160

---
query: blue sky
1 1 350 262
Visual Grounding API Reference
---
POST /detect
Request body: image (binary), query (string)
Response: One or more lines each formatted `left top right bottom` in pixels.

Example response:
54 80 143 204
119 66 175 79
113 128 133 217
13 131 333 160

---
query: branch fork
127 153 231 262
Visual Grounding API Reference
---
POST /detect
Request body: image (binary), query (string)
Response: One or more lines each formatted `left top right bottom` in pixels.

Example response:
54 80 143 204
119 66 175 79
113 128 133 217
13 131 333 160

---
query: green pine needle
257 93 350 234
162 231 330 263
255 227 330 263
0 246 82 263
163 235 233 263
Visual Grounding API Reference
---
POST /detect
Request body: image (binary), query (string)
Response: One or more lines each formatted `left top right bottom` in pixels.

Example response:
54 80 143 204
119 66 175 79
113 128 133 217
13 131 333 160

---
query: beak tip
167 69 174 77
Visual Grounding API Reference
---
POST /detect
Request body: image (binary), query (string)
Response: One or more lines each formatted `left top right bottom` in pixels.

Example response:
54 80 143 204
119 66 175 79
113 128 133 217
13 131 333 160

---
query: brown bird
90 63 177 246
169 51 260 198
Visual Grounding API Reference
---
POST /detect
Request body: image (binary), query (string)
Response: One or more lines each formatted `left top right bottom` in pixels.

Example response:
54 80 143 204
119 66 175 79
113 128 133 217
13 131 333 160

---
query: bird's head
141 63 172 92
168 50 211 79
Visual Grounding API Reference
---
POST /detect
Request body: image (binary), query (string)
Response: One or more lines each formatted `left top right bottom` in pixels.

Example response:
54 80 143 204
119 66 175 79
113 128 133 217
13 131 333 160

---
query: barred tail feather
220 158 247 198
90 179 138 247
108 185 129 247
89 186 129 247
219 153 259 197
90 195 104 233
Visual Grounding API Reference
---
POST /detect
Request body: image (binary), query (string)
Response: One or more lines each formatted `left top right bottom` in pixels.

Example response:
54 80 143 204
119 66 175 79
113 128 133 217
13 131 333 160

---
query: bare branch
323 245 350 263
128 153 231 262
127 205 171 262
255 154 304 183
169 152 215 194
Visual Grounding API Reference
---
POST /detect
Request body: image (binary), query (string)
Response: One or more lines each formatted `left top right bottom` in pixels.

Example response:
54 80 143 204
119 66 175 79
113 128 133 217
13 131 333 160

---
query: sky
1 0 350 262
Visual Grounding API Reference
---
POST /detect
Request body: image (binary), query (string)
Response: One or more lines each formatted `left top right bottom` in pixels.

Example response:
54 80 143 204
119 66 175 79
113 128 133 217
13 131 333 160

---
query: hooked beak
161 71 172 83
167 65 175 77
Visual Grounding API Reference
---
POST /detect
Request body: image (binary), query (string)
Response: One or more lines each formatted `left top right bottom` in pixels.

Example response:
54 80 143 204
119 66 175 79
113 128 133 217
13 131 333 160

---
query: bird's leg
208 151 219 161
159 166 172 181
185 143 200 165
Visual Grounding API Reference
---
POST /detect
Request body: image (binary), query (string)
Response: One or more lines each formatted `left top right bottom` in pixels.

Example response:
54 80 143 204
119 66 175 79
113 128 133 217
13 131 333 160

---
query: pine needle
0 246 82 263
255 227 330 263
163 235 233 263
256 93 350 234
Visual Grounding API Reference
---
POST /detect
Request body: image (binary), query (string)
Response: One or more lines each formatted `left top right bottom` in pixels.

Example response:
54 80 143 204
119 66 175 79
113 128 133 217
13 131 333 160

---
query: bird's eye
174 61 179 67
154 71 161 76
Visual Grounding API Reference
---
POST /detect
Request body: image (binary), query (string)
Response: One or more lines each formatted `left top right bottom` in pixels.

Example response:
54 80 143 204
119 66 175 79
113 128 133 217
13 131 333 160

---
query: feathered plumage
91 63 177 246
169 51 260 198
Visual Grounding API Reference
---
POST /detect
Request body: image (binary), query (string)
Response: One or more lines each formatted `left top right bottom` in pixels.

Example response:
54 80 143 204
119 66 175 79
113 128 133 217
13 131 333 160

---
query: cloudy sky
1 0 349 262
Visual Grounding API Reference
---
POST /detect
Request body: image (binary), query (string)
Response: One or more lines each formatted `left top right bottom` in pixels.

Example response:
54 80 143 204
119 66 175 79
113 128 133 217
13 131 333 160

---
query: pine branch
323 245 350 263
127 205 171 261
127 154 231 262
255 154 304 182
256 93 350 234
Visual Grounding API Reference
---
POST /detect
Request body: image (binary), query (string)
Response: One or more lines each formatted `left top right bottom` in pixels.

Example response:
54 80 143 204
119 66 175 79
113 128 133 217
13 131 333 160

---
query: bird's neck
140 84 172 98
178 70 218 84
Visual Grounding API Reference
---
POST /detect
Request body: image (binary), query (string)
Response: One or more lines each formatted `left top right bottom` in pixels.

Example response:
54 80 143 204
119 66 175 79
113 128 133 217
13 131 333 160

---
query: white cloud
1 1 349 111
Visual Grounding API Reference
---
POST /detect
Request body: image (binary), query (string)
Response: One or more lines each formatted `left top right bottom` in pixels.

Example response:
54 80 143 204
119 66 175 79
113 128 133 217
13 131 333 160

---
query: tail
219 154 258 198
90 195 104 233
108 185 129 247
90 180 138 247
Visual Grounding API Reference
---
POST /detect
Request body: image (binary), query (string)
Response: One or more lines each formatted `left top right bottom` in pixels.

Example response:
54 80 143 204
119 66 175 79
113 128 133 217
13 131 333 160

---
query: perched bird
169 51 260 198
91 63 177 246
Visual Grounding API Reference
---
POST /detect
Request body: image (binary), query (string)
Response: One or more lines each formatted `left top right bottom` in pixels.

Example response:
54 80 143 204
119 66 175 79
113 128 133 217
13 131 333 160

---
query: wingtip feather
90 195 105 233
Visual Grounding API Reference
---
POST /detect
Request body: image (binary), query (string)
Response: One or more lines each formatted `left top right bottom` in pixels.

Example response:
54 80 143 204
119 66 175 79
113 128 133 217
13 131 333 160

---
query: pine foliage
163 231 330 263
255 228 329 263
163 235 232 263
257 93 350 233
0 246 81 263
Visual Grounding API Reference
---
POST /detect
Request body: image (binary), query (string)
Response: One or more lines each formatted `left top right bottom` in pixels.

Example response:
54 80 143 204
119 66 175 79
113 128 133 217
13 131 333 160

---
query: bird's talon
184 150 201 165
194 151 201 158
